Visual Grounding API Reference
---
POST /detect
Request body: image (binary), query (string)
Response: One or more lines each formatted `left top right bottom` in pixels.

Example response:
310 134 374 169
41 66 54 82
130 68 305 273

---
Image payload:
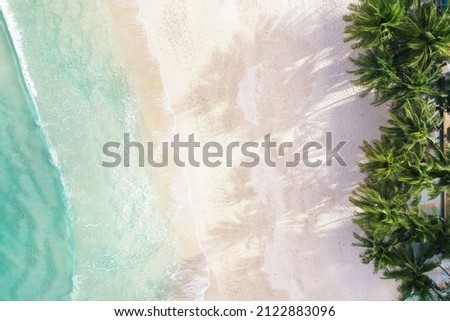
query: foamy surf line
1 0 208 300
0 1 73 206
0 1 37 97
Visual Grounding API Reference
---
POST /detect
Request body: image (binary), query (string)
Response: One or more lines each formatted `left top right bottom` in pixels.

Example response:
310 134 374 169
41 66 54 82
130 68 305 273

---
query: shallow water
0 0 207 300
0 10 73 300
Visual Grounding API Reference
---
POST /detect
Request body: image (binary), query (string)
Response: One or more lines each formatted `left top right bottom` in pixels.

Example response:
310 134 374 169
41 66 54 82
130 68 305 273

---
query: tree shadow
173 3 396 299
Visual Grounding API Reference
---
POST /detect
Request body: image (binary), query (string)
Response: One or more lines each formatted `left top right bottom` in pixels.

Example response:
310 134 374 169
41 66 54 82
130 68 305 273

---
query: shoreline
107 0 210 300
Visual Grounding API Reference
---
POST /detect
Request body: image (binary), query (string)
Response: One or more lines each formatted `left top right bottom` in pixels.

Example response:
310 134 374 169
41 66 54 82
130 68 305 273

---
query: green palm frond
350 51 442 105
349 48 403 104
397 2 450 68
358 136 410 183
351 183 415 241
344 0 407 49
383 243 444 300
380 98 441 152
346 0 450 301
353 232 400 271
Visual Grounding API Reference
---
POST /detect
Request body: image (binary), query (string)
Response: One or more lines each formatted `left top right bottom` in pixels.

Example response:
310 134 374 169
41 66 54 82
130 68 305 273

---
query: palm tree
396 152 438 195
350 183 418 241
394 1 450 69
397 66 442 101
383 243 446 300
345 0 450 301
380 98 441 153
349 48 403 104
401 209 443 243
426 148 450 197
345 1 446 105
351 182 442 242
358 135 413 185
353 232 400 271
350 51 442 105
358 138 439 202
343 0 408 49
427 212 450 256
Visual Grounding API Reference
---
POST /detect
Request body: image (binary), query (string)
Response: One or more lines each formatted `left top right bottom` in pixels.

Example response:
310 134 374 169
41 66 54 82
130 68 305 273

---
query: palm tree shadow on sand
173 6 397 300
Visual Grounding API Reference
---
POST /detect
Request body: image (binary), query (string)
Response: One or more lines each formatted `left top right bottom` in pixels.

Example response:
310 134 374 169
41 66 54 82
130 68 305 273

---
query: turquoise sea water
0 11 73 300
0 0 206 300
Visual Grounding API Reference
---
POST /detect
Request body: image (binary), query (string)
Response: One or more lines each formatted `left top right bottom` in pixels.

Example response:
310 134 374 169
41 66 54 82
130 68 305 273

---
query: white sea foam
1 0 73 205
1 0 76 293
2 0 209 299
0 1 67 187
0 0 37 98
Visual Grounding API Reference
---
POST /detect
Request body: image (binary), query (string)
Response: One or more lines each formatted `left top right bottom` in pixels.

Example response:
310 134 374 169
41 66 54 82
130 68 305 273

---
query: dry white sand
120 0 399 300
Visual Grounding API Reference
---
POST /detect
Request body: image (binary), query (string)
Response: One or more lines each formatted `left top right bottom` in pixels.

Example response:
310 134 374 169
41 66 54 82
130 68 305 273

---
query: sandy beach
108 1 210 299
113 0 399 300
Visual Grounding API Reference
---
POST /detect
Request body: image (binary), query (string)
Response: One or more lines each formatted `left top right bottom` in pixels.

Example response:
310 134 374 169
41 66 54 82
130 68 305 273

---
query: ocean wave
0 0 76 298
0 1 73 216
0 0 37 97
